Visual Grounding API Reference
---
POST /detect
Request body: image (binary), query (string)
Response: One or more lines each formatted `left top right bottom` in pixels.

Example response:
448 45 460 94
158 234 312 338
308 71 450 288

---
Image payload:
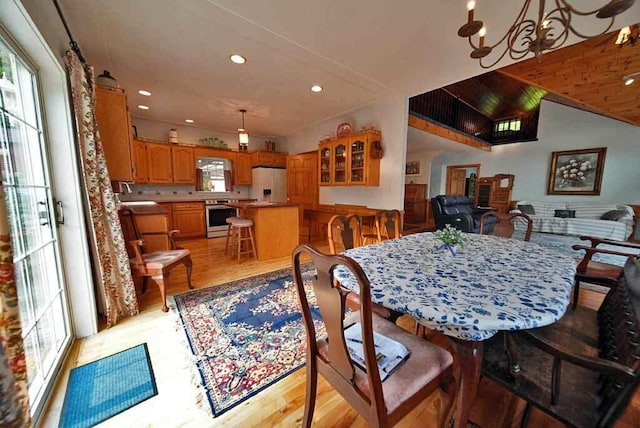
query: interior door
0 36 72 414
448 169 467 195
287 152 319 238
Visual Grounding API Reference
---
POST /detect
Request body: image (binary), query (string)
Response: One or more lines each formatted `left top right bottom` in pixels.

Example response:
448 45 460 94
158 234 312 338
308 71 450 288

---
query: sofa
431 195 497 234
511 201 634 241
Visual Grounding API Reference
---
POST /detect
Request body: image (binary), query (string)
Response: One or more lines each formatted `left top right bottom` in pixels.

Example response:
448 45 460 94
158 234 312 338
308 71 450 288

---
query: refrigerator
250 167 287 202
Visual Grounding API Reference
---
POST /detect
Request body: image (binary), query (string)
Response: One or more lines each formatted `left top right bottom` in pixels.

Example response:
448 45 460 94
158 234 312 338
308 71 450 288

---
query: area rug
58 343 157 428
174 265 321 417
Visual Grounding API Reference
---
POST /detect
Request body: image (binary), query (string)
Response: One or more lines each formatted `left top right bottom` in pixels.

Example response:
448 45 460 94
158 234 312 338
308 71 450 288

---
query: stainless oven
205 200 237 238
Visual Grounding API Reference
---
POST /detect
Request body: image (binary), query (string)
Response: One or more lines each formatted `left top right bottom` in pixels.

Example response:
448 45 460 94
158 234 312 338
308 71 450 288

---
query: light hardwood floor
41 236 639 427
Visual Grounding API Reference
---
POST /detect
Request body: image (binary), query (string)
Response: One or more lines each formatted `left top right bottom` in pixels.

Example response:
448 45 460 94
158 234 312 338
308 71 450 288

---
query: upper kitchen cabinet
172 145 195 184
235 152 252 185
133 138 149 183
193 146 236 162
95 86 134 181
251 151 287 168
146 142 173 183
317 130 381 187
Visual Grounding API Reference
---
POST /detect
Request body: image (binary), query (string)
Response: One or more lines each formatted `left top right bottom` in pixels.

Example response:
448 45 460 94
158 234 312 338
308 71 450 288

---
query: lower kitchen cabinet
172 202 205 239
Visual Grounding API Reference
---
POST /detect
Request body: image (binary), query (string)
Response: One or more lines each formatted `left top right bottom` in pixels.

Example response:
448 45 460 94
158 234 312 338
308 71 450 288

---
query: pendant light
238 109 249 150
96 70 118 88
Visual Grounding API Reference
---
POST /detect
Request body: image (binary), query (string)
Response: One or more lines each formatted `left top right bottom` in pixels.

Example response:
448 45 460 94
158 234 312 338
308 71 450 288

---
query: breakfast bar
227 202 299 261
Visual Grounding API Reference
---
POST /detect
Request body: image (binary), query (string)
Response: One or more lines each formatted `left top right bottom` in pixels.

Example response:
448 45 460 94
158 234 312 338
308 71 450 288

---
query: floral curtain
65 51 138 326
0 183 30 427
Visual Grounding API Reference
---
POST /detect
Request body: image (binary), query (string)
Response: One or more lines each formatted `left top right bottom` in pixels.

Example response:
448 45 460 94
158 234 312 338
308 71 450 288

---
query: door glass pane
0 35 71 415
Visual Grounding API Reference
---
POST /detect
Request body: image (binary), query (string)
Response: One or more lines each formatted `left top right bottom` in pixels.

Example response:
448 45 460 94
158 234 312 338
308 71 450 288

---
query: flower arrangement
434 224 466 255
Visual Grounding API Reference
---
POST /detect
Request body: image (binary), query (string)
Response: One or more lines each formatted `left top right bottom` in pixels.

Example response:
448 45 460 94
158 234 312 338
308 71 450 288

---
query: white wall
283 95 408 209
429 100 640 204
405 149 441 186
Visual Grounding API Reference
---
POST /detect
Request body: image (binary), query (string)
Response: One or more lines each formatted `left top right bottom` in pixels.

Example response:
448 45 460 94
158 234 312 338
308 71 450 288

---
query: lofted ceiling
52 0 640 138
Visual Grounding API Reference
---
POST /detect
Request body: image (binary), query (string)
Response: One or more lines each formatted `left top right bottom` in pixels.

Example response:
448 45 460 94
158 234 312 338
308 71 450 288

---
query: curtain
0 184 30 427
65 51 138 326
224 169 233 192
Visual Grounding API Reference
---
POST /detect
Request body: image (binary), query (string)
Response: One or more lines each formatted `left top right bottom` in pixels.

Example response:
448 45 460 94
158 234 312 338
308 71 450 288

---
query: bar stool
224 216 242 255
229 218 257 263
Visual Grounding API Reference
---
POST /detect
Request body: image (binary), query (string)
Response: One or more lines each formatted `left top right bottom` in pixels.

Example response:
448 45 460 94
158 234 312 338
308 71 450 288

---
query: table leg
449 338 483 428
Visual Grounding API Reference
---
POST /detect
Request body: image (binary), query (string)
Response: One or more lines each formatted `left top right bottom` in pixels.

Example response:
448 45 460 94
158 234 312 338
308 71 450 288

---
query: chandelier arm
556 0 618 16
568 19 615 39
479 45 515 69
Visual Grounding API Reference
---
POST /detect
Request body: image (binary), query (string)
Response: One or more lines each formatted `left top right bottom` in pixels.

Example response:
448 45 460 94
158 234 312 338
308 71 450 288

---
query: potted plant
434 224 466 256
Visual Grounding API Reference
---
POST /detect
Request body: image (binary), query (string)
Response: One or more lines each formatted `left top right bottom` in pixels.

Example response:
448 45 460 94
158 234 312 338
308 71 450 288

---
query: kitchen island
227 202 299 261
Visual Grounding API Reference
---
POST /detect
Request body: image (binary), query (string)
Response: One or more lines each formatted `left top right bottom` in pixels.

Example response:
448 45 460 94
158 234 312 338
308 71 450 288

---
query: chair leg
302 356 318 428
153 274 169 312
438 366 458 428
141 276 150 294
572 279 580 309
248 225 257 260
237 227 242 264
224 223 232 255
183 256 193 289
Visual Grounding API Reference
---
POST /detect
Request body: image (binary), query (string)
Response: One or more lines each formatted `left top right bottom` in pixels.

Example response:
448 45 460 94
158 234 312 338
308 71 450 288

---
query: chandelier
458 0 636 69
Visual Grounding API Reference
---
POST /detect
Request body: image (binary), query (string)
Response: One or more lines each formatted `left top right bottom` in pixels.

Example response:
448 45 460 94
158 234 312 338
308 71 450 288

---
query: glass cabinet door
349 136 366 185
319 143 332 185
333 139 347 185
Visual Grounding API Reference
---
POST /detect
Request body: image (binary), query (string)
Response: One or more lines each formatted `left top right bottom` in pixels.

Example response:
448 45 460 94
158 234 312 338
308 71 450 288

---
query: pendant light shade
238 109 249 149
96 70 118 88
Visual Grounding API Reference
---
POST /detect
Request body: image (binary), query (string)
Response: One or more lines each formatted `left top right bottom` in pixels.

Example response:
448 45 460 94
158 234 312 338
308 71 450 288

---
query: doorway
445 164 480 200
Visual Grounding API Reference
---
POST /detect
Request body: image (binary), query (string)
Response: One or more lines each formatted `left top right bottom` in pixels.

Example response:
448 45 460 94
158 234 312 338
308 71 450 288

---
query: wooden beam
408 114 492 152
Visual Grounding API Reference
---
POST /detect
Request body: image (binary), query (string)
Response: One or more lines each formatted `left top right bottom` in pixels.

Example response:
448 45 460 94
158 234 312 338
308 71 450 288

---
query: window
495 118 521 133
199 158 228 191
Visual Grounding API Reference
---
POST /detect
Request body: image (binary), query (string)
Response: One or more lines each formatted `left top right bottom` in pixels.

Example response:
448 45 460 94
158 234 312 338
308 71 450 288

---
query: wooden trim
408 114 492 152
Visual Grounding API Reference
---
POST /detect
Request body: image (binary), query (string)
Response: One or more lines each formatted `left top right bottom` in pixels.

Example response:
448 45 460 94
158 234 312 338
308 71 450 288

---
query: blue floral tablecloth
334 232 577 341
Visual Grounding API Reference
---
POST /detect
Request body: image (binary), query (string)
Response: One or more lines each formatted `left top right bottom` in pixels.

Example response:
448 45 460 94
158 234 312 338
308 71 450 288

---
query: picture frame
547 147 607 195
405 160 421 176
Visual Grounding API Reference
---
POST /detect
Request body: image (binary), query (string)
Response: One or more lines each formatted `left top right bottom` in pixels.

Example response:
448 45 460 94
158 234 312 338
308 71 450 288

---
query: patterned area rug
174 265 321 417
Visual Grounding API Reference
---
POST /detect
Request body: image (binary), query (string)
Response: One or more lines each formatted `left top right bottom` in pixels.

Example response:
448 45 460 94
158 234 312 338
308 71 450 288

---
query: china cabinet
474 174 515 213
318 130 381 187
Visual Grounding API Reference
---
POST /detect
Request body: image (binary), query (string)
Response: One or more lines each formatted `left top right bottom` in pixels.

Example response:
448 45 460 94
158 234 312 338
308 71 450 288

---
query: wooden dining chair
570 235 640 309
120 208 193 312
292 244 457 428
481 256 640 428
479 212 533 241
363 210 403 244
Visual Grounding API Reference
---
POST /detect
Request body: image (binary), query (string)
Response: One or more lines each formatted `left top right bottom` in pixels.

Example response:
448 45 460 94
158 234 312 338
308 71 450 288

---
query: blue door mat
59 343 158 428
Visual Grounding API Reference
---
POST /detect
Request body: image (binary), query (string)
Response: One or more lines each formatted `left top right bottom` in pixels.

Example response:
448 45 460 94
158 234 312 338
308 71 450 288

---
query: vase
436 243 457 256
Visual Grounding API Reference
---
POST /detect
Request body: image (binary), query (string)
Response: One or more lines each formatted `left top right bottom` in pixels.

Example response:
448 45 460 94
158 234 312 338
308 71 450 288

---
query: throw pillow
554 209 576 219
516 204 536 215
600 209 628 221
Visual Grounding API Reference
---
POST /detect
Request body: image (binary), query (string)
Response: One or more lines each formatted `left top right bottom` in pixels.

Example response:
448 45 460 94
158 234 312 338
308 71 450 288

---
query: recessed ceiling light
185 119 194 123
138 90 151 96
137 105 150 110
230 54 246 64
311 85 323 93
624 76 635 86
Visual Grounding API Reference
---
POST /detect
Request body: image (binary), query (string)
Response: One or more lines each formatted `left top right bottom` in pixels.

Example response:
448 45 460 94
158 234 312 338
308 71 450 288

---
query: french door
0 35 72 413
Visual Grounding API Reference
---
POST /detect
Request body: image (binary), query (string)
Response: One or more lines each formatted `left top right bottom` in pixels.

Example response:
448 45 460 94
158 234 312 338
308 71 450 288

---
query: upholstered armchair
431 195 497 234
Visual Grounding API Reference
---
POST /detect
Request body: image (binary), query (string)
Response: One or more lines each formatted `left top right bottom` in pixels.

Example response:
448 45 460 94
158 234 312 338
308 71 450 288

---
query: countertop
119 201 168 215
227 202 299 209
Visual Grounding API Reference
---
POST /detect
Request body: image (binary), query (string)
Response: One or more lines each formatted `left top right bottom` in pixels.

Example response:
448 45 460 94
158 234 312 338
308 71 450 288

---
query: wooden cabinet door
332 138 348 186
172 202 205 239
318 141 332 186
235 152 252 185
158 202 173 230
348 134 367 185
95 87 134 181
146 143 173 183
133 139 148 183
172 145 195 184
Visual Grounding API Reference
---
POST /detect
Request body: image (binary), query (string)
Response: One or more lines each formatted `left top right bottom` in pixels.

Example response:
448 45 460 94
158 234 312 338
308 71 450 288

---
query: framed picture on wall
405 160 421 176
547 147 607 195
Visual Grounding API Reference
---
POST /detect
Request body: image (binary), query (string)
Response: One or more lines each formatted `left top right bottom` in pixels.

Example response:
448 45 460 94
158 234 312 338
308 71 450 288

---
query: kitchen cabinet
119 203 171 252
158 202 173 230
146 142 173 183
235 152 252 185
95 86 134 181
172 145 195 184
171 202 205 239
251 151 287 168
318 130 381 187
133 138 149 183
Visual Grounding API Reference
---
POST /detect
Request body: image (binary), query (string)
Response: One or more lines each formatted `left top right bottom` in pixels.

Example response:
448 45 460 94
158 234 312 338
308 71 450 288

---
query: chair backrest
328 214 362 254
292 244 386 418
374 210 402 241
594 257 640 427
482 213 533 241
431 195 473 216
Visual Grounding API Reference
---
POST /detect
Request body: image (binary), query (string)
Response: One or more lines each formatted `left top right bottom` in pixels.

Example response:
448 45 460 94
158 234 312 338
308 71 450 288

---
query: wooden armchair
120 208 193 312
481 257 640 428
292 244 457 427
571 236 640 309
479 212 533 241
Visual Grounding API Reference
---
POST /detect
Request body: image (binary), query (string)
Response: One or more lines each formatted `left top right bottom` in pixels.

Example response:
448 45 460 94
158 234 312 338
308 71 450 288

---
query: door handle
55 199 65 225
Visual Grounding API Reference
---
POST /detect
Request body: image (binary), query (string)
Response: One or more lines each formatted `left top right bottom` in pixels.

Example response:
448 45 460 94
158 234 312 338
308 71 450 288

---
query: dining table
333 232 576 428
